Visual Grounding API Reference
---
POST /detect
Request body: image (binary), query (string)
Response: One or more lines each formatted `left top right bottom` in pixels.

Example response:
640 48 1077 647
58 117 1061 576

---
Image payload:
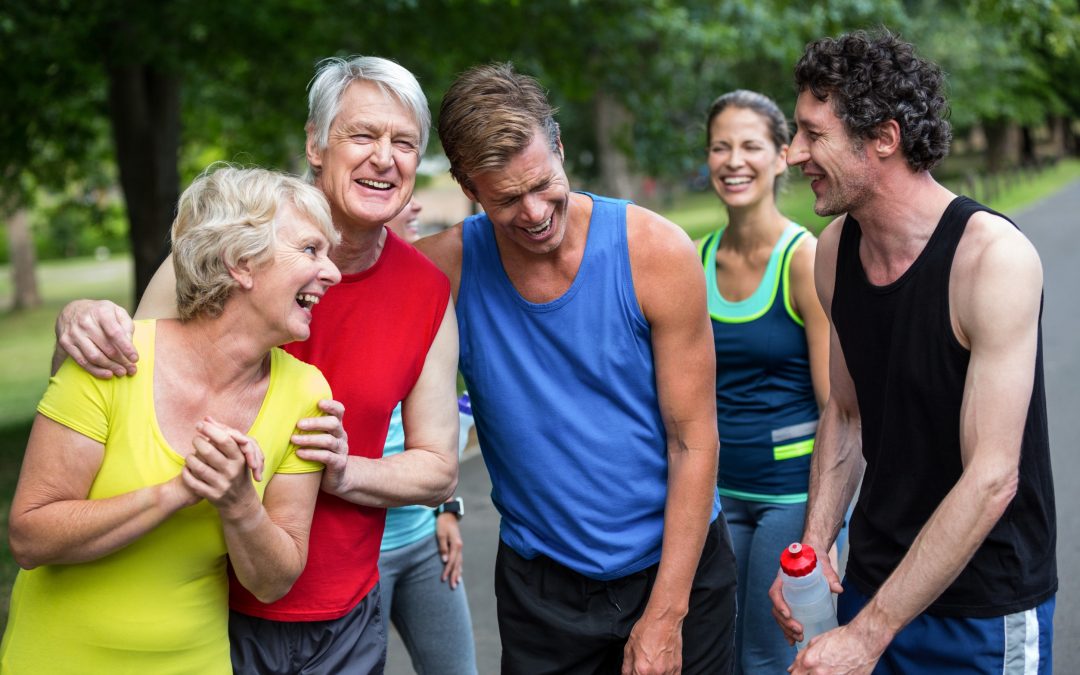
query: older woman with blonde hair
0 166 341 674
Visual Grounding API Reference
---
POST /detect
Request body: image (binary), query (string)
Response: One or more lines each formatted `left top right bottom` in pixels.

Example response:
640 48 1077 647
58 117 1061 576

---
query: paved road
1017 180 1080 675
386 180 1080 674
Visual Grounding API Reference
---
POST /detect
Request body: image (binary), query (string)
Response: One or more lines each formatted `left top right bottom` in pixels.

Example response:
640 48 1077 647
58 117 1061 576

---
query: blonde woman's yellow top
0 320 327 674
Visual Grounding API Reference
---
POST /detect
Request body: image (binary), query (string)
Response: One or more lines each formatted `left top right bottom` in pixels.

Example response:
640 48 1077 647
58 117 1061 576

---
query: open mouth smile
356 178 392 190
296 293 321 310
524 217 552 238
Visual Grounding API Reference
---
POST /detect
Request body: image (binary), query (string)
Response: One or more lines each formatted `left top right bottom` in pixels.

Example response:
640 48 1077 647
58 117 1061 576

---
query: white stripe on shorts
1003 607 1040 674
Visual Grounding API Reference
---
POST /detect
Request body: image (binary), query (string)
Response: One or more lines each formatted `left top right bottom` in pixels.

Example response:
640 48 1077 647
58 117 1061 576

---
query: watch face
440 498 464 517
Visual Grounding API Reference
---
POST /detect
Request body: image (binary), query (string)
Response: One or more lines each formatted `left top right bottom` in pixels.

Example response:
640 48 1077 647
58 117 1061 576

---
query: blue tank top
699 223 819 502
458 193 720 580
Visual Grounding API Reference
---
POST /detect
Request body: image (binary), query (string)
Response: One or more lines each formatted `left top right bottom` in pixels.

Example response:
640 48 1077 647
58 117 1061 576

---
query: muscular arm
770 217 864 644
622 206 719 674
8 415 197 569
296 301 460 507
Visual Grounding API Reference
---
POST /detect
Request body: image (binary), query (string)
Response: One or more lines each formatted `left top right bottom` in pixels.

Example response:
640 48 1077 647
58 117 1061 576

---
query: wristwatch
436 497 464 520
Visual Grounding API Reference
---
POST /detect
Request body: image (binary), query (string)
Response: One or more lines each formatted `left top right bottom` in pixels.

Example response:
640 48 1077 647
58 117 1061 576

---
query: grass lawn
0 256 132 627
0 159 1076 630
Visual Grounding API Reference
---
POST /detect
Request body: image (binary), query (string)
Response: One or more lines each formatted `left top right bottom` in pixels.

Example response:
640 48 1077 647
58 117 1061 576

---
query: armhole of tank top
782 229 808 327
456 217 476 359
619 200 650 331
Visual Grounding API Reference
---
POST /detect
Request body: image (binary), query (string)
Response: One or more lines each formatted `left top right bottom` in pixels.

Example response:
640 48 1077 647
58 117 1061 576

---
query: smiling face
306 80 422 233
788 90 875 217
707 106 788 211
386 197 422 243
465 130 571 257
247 204 341 345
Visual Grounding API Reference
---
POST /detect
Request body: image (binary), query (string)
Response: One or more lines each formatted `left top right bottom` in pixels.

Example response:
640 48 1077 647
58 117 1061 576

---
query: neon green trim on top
773 437 815 461
717 487 808 504
781 231 808 327
702 222 808 323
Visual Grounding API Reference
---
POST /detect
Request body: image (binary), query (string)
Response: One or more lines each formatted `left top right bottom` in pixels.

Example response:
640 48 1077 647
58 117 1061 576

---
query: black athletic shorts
495 515 737 674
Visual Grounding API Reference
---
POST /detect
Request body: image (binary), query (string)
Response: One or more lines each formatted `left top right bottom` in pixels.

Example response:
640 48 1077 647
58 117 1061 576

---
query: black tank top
833 196 1056 617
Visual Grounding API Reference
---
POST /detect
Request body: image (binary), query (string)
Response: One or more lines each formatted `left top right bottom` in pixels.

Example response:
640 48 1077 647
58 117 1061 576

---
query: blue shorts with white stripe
837 578 1054 674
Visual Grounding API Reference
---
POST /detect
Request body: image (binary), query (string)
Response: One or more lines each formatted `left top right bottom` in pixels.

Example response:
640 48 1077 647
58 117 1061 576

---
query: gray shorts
230 583 387 675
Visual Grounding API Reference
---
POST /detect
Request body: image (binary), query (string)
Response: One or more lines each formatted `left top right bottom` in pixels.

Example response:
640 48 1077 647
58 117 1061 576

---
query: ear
305 126 324 173
461 182 479 203
875 120 901 158
228 258 255 290
776 144 790 176
556 137 565 163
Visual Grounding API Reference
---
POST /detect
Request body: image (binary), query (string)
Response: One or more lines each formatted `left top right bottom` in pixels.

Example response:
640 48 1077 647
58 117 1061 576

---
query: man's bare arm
52 254 179 377
621 206 719 675
770 217 864 645
294 300 460 507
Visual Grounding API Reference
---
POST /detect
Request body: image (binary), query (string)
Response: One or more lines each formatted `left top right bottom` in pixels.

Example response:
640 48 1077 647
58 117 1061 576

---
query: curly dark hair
794 30 952 172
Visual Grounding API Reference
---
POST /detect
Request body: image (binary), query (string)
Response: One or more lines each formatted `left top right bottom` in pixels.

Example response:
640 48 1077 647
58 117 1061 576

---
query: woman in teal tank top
699 91 831 673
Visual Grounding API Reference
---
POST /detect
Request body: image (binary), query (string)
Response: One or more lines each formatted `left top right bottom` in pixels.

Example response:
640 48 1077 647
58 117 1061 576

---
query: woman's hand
436 512 465 589
182 417 261 519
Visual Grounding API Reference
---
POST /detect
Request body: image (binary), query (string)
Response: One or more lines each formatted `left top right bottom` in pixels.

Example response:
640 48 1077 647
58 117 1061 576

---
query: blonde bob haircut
171 165 339 321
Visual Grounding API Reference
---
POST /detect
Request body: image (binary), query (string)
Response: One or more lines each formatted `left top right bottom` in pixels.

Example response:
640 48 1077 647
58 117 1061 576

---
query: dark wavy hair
794 30 952 172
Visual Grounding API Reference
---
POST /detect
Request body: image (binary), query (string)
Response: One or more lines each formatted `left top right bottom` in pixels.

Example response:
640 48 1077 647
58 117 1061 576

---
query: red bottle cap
780 542 818 577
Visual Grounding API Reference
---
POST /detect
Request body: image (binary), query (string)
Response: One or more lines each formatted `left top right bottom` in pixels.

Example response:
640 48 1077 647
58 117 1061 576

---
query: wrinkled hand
183 417 260 515
787 623 881 675
55 299 138 378
769 543 843 645
621 612 682 675
292 400 349 495
436 512 464 589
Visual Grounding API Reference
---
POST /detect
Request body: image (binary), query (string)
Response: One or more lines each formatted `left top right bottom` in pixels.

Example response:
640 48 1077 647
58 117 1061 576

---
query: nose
787 131 809 167
726 147 744 168
321 257 342 287
521 192 547 224
369 136 393 169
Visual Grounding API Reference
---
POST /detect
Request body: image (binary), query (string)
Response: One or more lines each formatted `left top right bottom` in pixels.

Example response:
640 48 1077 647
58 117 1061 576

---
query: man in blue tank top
417 63 737 674
768 31 1056 674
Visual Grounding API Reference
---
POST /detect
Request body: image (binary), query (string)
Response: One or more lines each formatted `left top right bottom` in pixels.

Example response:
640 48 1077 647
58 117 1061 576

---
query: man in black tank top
768 31 1056 673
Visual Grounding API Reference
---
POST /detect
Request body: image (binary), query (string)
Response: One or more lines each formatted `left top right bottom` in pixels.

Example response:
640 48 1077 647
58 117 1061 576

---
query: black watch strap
436 497 464 519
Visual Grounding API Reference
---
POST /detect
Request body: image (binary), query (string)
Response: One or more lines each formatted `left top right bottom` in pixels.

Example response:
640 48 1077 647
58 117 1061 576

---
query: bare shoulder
414 223 464 296
953 210 1043 346
624 204 705 321
810 216 845 306
789 229 819 274
954 211 1042 289
625 204 697 269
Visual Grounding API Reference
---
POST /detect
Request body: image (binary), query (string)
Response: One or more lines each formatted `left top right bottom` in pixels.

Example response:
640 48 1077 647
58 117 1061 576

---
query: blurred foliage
2 0 1079 265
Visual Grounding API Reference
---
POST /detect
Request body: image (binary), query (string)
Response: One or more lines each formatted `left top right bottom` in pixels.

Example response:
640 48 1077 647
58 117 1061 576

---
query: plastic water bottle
780 542 838 650
457 392 475 456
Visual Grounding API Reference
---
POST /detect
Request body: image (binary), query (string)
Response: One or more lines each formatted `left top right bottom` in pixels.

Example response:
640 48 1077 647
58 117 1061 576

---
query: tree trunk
105 64 180 306
983 119 1021 173
593 91 638 202
6 208 41 310
1020 126 1036 166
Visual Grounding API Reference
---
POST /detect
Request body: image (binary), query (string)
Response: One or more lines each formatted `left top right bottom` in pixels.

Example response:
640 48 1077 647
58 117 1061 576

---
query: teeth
526 218 551 235
296 293 320 309
357 179 391 189
723 177 752 185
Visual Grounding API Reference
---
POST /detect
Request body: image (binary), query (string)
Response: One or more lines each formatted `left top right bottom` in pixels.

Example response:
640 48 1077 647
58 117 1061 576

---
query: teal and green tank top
699 222 819 503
